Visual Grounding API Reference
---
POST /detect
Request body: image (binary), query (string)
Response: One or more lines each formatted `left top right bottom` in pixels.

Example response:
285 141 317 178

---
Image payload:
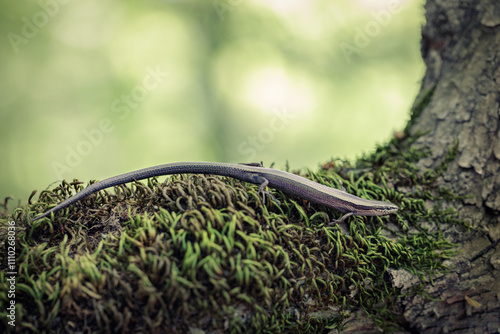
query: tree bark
384 0 500 332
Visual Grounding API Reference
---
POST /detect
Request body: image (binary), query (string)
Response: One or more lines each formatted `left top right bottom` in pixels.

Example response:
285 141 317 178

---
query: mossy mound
0 140 467 333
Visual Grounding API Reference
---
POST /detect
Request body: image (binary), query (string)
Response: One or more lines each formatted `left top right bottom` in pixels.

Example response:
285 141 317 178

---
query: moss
0 136 467 333
403 84 437 136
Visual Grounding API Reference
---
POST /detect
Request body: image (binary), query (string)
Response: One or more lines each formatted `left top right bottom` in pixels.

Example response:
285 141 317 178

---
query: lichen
0 137 467 333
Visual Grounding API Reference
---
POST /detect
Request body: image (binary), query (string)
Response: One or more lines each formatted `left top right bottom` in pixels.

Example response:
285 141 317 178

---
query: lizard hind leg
238 162 263 167
250 175 281 206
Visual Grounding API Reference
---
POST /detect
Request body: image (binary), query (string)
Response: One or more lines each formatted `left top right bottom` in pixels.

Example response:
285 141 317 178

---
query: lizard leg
328 212 353 225
250 175 281 205
239 162 263 167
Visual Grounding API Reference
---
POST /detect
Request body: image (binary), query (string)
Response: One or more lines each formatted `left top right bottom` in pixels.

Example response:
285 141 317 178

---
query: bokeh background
0 0 424 203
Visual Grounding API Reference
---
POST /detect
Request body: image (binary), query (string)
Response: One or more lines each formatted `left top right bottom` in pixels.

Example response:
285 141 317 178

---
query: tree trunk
374 0 500 332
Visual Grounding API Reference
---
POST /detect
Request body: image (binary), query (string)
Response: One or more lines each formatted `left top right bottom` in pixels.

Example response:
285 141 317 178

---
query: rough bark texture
399 0 500 332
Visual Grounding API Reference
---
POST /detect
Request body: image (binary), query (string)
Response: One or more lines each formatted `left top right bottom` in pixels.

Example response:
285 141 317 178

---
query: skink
33 162 398 223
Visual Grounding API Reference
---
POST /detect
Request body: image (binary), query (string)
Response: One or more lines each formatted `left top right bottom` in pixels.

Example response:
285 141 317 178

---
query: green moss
403 84 437 136
0 137 466 333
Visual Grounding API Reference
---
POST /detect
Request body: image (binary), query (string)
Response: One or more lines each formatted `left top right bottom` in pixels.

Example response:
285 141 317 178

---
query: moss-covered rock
0 138 467 333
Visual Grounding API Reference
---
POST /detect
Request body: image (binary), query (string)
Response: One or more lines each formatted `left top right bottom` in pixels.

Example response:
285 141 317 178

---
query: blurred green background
0 0 424 203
